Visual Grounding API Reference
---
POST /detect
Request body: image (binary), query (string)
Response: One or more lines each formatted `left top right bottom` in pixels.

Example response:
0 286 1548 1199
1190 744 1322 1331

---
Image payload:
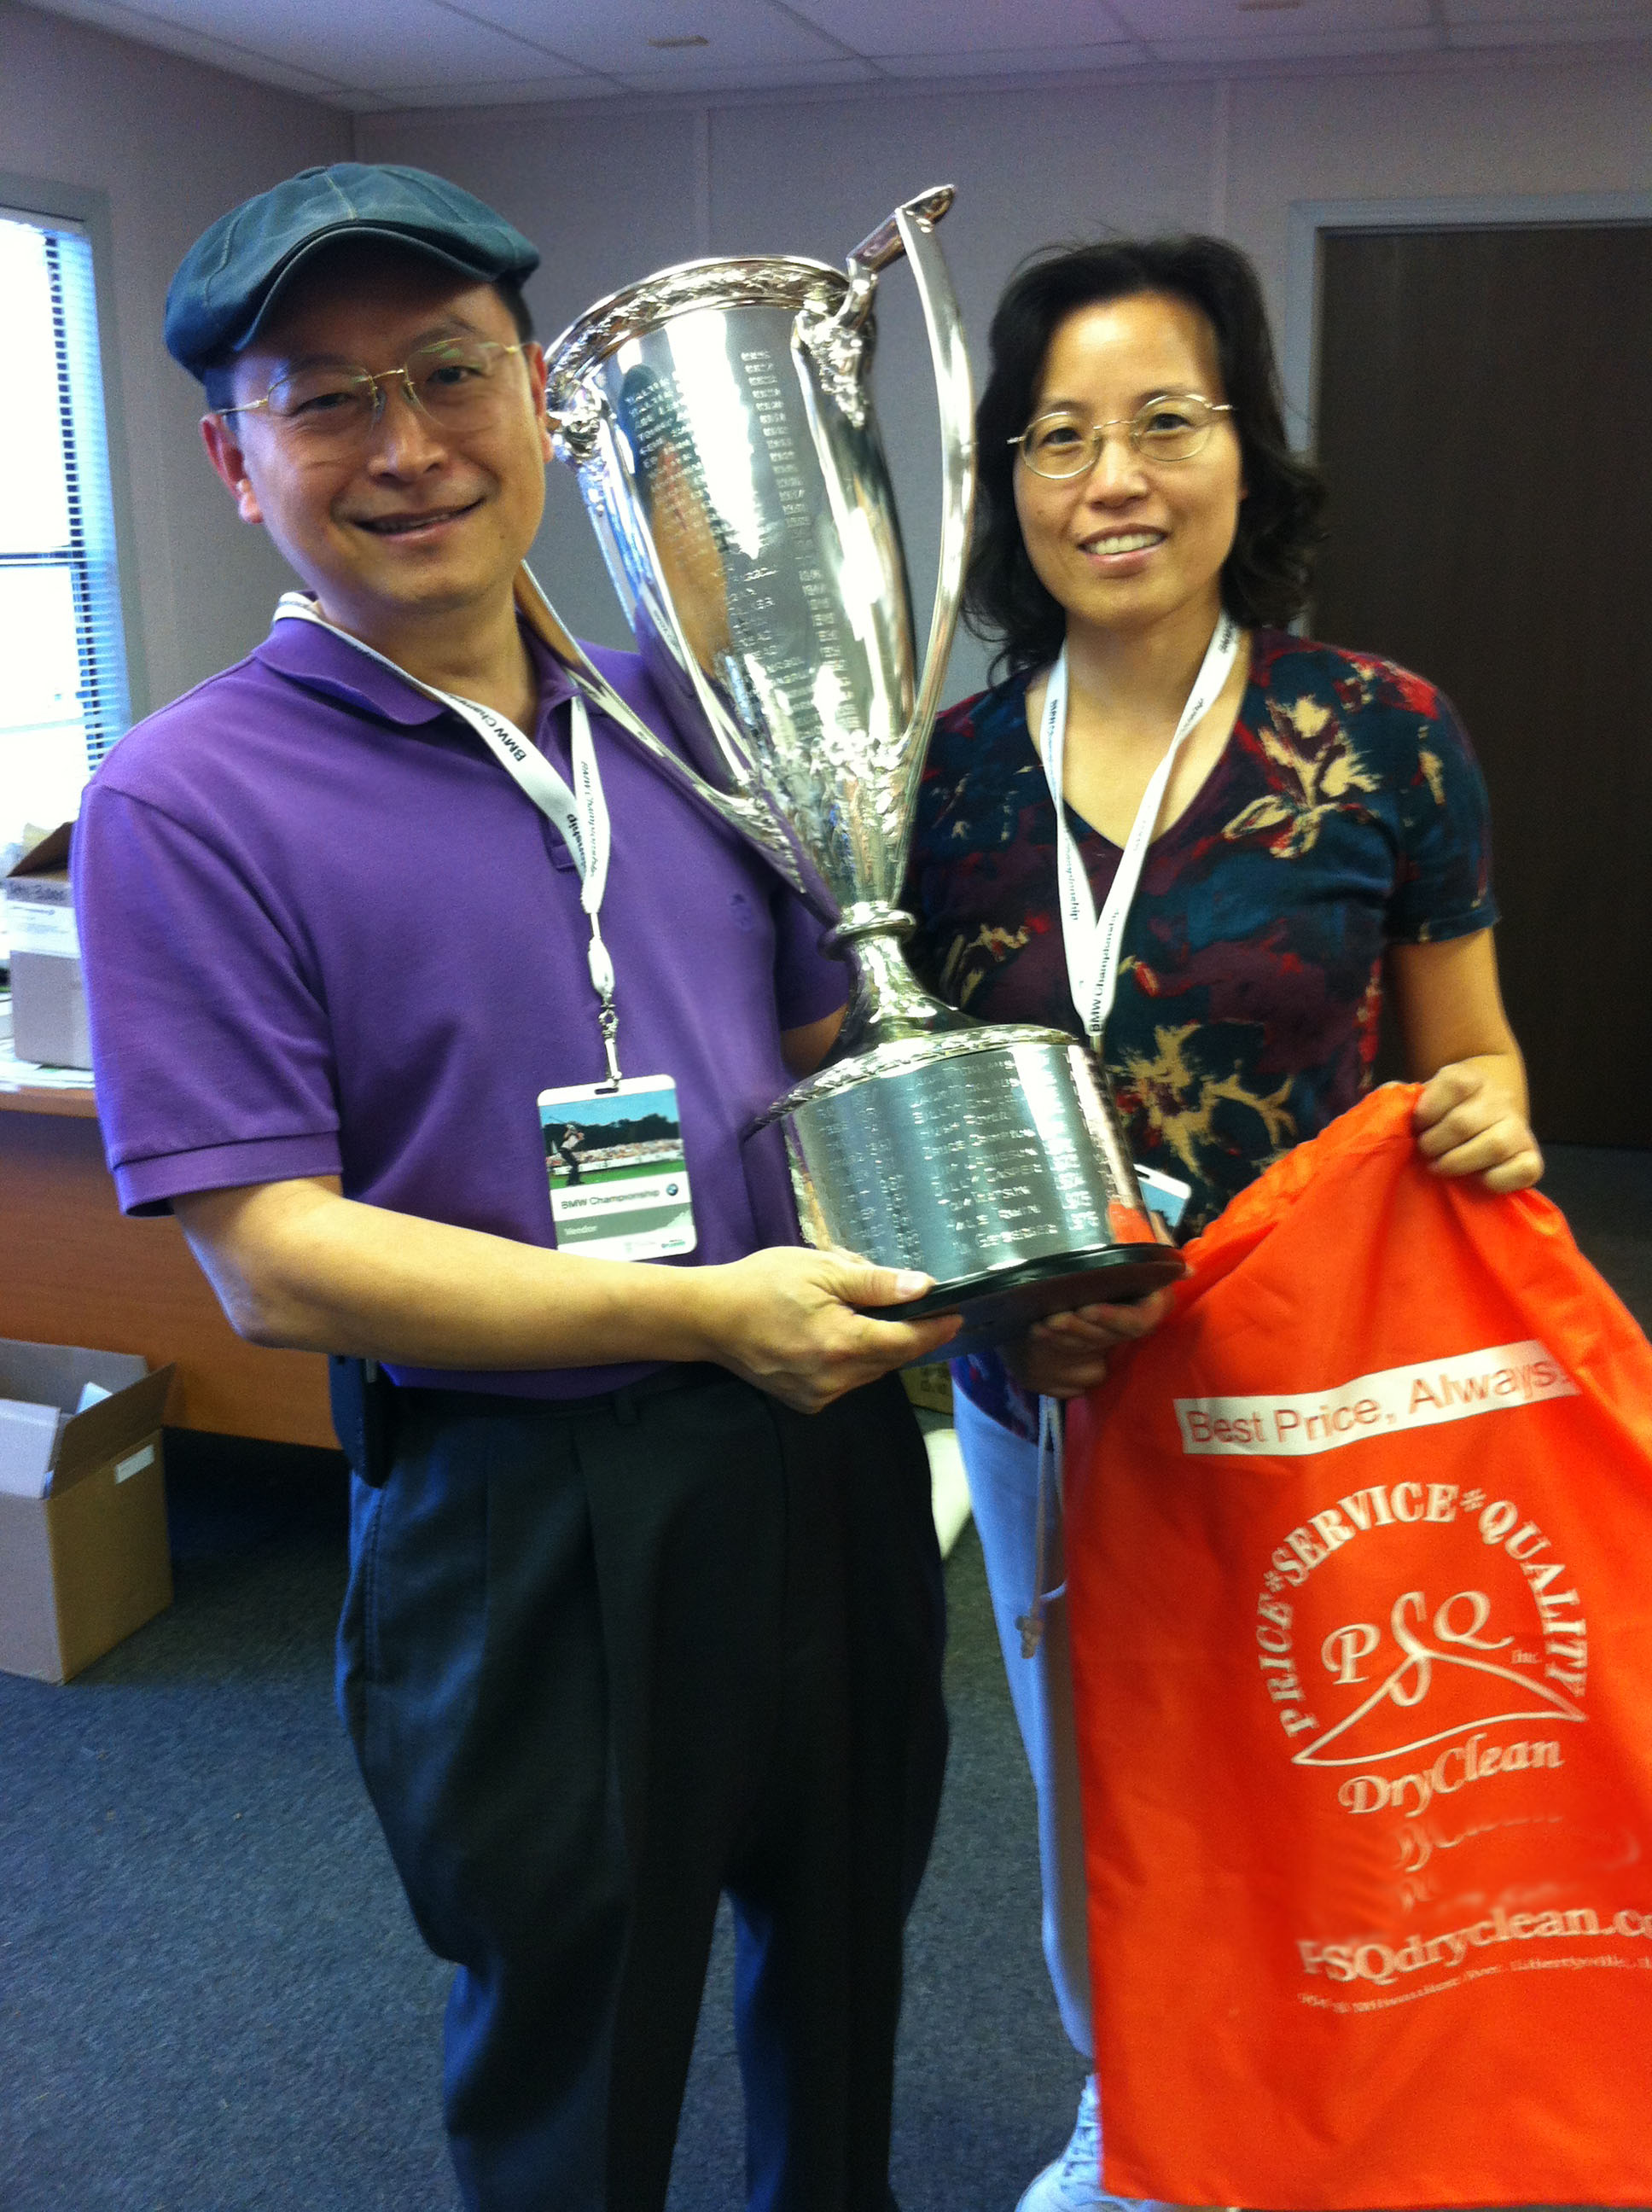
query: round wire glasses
1012 393 1235 479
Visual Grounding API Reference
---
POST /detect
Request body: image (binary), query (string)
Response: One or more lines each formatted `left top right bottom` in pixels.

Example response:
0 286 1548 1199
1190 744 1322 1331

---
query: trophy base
885 1241 1185 1365
751 1024 1188 1358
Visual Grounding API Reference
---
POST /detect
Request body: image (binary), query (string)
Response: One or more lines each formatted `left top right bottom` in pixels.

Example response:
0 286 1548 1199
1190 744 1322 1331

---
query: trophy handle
846 187 976 834
511 563 814 904
846 183 957 275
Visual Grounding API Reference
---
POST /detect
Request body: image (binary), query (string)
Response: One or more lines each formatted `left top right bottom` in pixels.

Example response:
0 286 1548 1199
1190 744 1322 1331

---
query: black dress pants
334 1366 947 2212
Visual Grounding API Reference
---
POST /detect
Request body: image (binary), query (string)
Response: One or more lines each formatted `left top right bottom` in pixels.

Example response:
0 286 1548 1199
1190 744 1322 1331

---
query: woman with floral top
901 236 1542 2212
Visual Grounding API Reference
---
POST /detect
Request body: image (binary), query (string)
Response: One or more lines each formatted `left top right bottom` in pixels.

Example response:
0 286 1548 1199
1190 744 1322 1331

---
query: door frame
1281 190 1652 454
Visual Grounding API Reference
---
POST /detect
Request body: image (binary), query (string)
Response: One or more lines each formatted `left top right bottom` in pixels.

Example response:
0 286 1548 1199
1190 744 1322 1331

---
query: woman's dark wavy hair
967 235 1325 677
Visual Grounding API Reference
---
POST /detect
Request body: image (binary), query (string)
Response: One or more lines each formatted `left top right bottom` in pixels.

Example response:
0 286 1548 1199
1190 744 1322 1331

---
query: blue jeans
953 1387 1094 2059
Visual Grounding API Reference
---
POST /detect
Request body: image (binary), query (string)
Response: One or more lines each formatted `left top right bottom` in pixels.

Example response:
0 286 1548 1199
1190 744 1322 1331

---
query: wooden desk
0 1080 334 1448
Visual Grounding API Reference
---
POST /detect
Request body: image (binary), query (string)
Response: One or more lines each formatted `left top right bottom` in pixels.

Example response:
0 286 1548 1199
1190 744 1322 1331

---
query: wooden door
1311 224 1652 1148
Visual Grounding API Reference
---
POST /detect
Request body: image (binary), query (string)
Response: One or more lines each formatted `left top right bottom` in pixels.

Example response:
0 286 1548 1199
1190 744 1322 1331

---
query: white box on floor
3 823 90 1070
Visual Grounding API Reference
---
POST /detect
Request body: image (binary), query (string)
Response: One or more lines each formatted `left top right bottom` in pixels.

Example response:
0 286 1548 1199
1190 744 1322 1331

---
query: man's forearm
174 1174 962 1412
177 1177 714 1370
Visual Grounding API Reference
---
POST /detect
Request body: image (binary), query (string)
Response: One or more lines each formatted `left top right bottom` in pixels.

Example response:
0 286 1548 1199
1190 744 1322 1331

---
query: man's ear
201 412 265 525
526 341 552 464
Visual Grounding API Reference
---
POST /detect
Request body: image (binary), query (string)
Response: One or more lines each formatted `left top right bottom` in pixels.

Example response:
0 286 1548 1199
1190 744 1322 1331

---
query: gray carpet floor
1 1144 1646 2212
0 1447 1074 2212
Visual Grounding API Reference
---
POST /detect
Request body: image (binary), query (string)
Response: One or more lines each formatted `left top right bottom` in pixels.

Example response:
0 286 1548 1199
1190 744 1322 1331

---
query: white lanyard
274 595 623 1080
1037 611 1242 1045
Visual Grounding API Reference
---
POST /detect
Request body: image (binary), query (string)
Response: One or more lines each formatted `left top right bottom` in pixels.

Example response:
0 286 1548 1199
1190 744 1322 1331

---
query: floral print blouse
902 628 1498 1441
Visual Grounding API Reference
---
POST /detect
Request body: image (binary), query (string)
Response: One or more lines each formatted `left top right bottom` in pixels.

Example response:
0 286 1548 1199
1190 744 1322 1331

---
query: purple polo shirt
73 614 848 1398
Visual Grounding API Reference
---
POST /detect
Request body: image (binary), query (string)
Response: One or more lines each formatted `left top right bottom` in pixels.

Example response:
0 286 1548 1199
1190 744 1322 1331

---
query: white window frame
1 172 146 844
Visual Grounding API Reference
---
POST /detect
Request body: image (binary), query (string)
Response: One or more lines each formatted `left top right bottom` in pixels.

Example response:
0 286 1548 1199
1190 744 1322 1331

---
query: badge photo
538 1074 696 1263
1134 1164 1192 1234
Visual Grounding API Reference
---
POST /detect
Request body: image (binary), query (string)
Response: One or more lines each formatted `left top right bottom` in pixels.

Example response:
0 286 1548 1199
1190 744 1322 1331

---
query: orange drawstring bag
1066 1084 1652 2209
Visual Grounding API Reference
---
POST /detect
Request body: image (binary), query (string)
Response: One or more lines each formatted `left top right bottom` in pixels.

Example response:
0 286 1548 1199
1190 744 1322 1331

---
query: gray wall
358 53 1652 702
5 0 1650 716
1 0 348 714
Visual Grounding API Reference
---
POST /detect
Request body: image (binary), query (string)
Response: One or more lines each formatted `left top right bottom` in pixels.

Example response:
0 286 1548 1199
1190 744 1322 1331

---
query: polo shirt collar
256 597 579 729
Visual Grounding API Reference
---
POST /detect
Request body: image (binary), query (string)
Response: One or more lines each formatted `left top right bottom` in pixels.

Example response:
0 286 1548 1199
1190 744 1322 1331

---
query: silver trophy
521 185 1182 1354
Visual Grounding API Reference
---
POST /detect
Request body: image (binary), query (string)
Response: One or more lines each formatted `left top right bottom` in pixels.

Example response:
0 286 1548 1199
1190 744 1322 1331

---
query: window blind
1 205 131 841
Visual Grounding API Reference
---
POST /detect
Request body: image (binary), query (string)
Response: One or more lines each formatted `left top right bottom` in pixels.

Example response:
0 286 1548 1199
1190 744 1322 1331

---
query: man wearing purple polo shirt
73 165 957 2212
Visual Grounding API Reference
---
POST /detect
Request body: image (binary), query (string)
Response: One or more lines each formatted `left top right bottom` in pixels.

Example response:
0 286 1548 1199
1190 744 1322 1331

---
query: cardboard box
4 823 90 1069
0 1339 174 1683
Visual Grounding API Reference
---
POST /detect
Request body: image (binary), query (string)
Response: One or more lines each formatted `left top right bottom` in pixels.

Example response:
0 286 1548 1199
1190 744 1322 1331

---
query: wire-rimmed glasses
216 336 527 456
1012 393 1235 479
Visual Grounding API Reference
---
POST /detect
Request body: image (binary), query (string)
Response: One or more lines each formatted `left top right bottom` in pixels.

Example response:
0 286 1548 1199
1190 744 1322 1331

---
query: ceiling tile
24 0 355 93
61 0 606 86
456 0 849 74
779 0 1136 56
26 0 1649 108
